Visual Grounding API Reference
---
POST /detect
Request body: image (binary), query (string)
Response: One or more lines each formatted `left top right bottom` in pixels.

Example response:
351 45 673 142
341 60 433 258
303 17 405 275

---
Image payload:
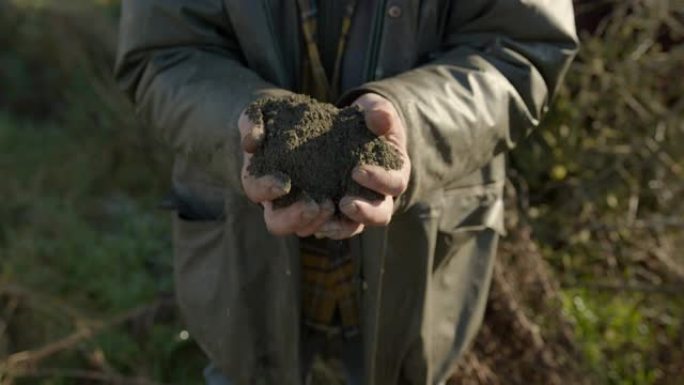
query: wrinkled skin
239 93 411 239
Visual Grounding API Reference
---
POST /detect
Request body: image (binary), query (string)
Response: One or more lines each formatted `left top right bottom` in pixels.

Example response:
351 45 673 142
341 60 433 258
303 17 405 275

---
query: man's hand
315 93 411 239
239 111 335 237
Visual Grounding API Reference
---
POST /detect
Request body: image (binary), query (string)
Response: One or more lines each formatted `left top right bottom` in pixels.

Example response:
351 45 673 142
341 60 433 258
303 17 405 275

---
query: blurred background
0 0 682 384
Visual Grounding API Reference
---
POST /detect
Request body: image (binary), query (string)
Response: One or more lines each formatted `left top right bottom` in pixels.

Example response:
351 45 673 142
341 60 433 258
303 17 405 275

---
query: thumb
239 110 265 153
364 107 392 137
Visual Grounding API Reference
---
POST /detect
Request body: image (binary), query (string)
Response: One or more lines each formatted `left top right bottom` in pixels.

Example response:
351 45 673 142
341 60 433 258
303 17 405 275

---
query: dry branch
6 368 171 385
0 297 174 379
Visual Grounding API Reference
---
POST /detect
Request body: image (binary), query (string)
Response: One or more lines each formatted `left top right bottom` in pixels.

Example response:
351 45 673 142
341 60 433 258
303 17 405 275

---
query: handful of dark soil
246 94 403 208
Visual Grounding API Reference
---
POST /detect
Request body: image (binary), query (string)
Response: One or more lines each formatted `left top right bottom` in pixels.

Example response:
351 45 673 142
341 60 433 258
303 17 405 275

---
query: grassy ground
0 106 207 383
0 2 206 383
0 79 206 384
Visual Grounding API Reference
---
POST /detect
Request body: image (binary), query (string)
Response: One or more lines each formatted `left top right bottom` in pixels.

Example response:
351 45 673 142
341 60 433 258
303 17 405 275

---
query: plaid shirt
301 238 360 337
296 0 356 102
296 0 360 337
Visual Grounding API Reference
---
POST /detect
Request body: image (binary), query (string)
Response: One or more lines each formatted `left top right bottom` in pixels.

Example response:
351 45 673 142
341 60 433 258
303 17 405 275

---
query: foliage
511 1 684 384
561 290 684 385
515 0 684 275
0 1 203 384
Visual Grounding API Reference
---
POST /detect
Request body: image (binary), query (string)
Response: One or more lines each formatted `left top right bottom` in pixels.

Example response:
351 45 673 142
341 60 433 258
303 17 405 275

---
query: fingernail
321 222 339 233
303 211 317 221
269 175 291 196
314 232 333 239
252 123 265 138
272 173 291 192
242 125 264 153
270 185 287 196
353 168 368 179
323 203 335 215
341 199 358 214
302 205 319 221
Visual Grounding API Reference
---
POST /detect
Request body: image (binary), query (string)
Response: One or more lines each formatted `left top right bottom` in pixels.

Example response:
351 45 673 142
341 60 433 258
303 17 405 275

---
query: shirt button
387 5 402 18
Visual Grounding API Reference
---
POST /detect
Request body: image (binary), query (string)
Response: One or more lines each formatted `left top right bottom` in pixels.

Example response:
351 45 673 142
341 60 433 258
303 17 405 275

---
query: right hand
239 110 335 237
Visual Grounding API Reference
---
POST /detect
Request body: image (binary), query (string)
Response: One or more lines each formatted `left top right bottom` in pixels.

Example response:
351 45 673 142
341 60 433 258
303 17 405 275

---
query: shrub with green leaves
512 1 684 384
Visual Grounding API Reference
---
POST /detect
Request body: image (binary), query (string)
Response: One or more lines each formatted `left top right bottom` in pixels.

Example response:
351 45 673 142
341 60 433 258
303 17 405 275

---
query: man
115 1 578 384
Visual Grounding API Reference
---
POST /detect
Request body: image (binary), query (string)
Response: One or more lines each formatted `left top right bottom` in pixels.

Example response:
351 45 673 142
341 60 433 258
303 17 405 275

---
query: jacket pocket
425 183 504 381
437 182 506 236
172 214 228 316
432 181 505 273
172 213 246 370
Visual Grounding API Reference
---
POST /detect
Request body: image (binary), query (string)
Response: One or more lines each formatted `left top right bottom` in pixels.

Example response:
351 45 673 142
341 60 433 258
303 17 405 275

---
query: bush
510 1 684 383
0 1 203 384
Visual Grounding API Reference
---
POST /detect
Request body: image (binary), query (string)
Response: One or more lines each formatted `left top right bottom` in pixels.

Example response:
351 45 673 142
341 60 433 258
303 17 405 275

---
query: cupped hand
239 110 335 237
315 93 411 239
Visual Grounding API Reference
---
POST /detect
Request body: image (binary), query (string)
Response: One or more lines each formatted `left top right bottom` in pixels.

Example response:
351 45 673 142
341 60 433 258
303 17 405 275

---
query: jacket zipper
261 0 292 87
364 0 388 81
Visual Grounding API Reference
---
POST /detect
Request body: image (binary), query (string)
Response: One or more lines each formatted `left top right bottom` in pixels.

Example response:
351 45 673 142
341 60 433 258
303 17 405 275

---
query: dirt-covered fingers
242 172 291 204
263 199 322 236
239 108 287 203
339 195 394 226
352 165 409 198
314 219 364 240
295 200 335 237
238 109 264 153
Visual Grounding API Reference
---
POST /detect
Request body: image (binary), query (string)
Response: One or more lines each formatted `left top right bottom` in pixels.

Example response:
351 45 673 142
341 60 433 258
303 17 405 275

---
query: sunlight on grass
561 289 683 385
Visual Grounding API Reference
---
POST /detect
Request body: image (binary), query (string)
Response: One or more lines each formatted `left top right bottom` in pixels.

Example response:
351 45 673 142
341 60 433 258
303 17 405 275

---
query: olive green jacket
115 1 578 384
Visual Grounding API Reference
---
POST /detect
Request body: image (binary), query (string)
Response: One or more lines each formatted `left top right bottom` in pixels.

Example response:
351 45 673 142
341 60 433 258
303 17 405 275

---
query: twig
649 248 684 282
6 368 171 385
587 216 684 231
561 281 684 295
82 347 124 381
0 283 88 324
0 298 174 376
0 296 19 341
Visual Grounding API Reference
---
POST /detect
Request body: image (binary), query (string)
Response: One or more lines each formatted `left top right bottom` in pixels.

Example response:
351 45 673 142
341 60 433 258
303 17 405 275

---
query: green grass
561 290 684 385
0 109 205 384
0 2 208 382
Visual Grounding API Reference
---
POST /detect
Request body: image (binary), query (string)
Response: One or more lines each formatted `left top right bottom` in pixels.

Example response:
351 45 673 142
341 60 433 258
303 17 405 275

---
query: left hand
239 109 335 237
315 93 411 239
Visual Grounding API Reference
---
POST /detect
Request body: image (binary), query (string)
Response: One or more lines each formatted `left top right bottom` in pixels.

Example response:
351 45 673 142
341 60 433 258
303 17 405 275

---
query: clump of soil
246 94 403 208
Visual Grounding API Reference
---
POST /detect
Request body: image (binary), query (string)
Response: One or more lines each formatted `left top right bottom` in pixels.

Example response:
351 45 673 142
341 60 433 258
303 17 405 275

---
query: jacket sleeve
114 0 289 192
347 0 578 209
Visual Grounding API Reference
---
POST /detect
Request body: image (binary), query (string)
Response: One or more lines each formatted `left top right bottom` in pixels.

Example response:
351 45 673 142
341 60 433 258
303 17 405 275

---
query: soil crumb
246 94 403 208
